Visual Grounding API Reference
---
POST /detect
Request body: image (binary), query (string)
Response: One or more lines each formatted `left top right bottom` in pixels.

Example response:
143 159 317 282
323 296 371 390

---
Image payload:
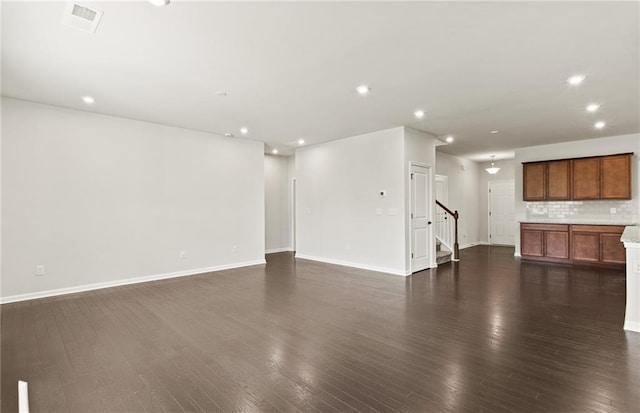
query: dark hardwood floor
2 246 639 412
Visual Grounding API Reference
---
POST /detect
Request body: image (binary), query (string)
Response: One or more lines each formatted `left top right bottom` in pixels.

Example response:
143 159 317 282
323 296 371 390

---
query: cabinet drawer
521 223 569 232
570 225 625 234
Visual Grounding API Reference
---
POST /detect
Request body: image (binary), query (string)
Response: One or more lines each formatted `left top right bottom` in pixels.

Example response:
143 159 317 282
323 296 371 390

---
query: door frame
488 179 515 246
435 174 449 204
291 177 296 252
408 161 435 273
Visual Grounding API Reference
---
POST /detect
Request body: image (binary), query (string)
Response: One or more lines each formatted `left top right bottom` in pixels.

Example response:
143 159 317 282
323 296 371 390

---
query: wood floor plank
2 246 640 412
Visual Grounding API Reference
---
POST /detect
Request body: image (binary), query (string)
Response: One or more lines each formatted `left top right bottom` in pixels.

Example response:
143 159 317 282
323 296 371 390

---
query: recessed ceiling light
490 130 499 134
240 127 248 135
445 136 454 143
214 91 227 97
298 139 305 145
586 103 600 113
82 96 95 104
356 85 370 95
567 75 586 86
272 149 279 154
594 121 606 129
414 110 425 119
224 133 233 137
148 0 170 6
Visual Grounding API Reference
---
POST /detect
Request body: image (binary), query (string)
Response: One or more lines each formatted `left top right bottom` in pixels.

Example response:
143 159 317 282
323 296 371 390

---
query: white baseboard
265 247 294 254
0 259 266 304
294 253 407 276
460 242 479 249
624 321 640 333
514 252 522 257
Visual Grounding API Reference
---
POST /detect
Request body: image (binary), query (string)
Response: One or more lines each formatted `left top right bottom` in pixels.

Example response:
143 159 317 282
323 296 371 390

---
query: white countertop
520 219 638 226
621 226 640 244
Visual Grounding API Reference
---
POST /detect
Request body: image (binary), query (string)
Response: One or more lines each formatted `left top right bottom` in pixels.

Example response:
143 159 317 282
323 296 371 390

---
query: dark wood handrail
435 200 459 261
435 200 458 219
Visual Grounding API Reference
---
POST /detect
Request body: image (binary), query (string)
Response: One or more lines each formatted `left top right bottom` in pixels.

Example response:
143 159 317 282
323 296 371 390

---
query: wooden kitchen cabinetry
523 153 632 201
521 223 626 268
571 157 600 199
601 154 632 199
521 223 569 262
547 160 571 200
570 225 626 265
523 162 546 201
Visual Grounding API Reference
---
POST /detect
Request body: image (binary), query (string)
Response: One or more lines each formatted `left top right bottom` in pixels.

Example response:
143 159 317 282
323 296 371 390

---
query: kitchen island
622 226 640 332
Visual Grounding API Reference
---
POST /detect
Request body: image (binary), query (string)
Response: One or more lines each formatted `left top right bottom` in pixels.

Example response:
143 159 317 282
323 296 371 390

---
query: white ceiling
2 1 639 160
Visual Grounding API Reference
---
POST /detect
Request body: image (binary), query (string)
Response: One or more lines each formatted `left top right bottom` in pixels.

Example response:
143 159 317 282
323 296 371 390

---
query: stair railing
435 200 459 261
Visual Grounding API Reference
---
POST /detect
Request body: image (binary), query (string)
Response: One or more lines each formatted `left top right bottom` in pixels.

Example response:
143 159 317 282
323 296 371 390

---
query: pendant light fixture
486 155 500 175
148 0 170 6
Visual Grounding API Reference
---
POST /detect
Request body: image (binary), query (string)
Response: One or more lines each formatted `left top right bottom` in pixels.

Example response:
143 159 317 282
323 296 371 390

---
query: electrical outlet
179 250 186 259
35 265 45 276
232 245 238 253
610 207 617 214
634 262 640 273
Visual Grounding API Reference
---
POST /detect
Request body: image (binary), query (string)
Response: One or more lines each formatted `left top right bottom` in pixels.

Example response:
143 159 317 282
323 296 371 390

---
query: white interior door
411 165 432 272
489 181 515 246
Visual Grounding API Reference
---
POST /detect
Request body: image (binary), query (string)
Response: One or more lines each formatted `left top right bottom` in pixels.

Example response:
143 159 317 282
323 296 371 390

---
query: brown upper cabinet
523 163 546 201
547 160 571 200
523 153 632 201
601 154 631 199
572 157 600 199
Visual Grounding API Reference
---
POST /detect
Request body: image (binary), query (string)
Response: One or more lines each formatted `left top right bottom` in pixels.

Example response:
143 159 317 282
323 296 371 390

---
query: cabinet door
572 158 600 199
545 231 569 259
547 160 571 200
600 233 626 264
601 154 631 199
521 230 544 257
523 163 546 201
571 232 599 262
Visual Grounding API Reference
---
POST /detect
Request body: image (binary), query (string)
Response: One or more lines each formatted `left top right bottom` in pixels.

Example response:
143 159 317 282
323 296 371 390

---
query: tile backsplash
525 200 638 222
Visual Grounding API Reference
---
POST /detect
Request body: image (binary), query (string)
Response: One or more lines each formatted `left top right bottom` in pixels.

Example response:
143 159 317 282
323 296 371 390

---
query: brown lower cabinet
520 223 626 268
570 225 626 265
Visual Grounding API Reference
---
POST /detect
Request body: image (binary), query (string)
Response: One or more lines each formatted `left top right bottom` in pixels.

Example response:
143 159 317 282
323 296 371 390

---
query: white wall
404 128 438 270
264 154 293 253
435 152 481 248
514 133 640 255
1 98 265 301
295 127 407 275
478 159 516 244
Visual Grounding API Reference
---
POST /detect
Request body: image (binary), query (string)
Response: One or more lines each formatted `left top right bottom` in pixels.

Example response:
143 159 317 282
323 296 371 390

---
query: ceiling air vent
61 2 103 34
